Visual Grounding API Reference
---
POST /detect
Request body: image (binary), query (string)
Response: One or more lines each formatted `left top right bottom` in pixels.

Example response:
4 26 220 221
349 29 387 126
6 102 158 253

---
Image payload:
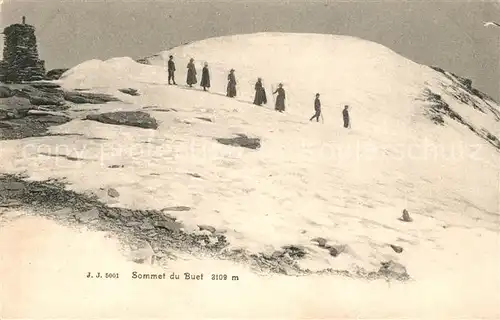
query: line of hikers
167 55 350 128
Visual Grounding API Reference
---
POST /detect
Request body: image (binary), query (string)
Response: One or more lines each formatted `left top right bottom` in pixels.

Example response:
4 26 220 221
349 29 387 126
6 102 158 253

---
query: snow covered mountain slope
1 33 498 303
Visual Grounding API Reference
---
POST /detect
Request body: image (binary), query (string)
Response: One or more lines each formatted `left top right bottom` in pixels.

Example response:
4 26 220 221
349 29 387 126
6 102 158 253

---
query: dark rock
196 117 212 122
30 81 61 89
0 109 8 120
29 94 64 106
86 111 158 129
311 237 327 247
107 188 120 198
187 173 202 178
216 134 261 150
0 113 71 140
378 260 409 280
63 91 120 104
46 68 69 80
399 209 413 222
162 206 191 212
390 244 403 253
0 86 13 98
118 88 140 96
282 245 307 259
198 224 216 233
108 165 125 169
326 244 347 257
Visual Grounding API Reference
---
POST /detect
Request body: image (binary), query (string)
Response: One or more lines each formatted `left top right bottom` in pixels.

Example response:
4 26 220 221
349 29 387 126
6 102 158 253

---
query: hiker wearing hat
186 58 197 87
200 62 211 91
253 78 267 106
309 93 322 122
273 83 286 112
167 55 176 85
226 69 237 97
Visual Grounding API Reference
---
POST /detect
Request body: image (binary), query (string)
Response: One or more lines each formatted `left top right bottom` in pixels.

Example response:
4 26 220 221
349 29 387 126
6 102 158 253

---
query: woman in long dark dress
226 69 237 98
273 83 286 112
200 62 210 91
253 78 267 106
186 58 197 87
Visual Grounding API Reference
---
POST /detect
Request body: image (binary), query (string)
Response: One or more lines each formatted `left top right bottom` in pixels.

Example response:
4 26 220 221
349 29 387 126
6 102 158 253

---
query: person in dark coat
253 78 267 106
167 55 176 85
200 62 210 91
309 93 321 122
186 58 197 87
226 69 237 97
273 83 286 112
343 105 350 128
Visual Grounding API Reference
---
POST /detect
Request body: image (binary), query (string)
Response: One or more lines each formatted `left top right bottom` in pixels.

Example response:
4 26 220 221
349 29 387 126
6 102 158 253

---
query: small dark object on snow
162 206 191 212
216 134 261 150
187 173 202 178
399 209 413 222
311 237 327 247
119 88 140 96
86 111 158 129
107 188 120 198
196 117 212 122
108 164 125 169
390 244 403 253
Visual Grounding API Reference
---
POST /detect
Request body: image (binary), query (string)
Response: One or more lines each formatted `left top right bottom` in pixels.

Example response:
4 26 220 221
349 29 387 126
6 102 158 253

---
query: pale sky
2 0 499 100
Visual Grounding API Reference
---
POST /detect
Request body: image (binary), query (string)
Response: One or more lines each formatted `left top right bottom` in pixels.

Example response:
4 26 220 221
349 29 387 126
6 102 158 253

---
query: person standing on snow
343 105 350 128
200 62 211 91
273 83 286 112
227 69 237 97
253 78 267 106
167 55 177 85
186 58 197 87
309 93 322 122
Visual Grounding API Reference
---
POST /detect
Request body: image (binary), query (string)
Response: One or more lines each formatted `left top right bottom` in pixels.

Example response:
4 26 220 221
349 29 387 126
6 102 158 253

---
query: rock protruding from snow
390 244 404 253
216 134 261 150
378 260 409 280
63 91 120 104
118 88 140 96
85 111 158 129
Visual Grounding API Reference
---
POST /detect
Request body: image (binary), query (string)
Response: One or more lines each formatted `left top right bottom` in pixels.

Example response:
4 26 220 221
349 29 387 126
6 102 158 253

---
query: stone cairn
0 16 46 83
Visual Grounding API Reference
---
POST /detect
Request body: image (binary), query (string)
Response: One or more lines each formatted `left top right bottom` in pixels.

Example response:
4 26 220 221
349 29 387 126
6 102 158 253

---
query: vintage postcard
0 0 499 318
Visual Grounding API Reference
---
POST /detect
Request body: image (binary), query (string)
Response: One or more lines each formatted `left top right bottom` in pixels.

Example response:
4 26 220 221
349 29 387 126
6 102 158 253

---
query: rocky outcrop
119 88 140 96
0 18 46 83
63 91 120 104
85 111 159 129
